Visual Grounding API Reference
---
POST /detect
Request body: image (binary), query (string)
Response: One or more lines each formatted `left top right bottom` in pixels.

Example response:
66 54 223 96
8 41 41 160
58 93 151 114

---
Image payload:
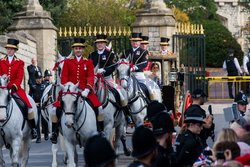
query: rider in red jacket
0 38 37 139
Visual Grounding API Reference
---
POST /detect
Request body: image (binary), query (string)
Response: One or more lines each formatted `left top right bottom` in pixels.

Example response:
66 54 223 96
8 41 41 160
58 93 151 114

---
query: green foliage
166 0 244 67
204 21 243 67
59 0 143 27
0 0 26 33
0 0 67 33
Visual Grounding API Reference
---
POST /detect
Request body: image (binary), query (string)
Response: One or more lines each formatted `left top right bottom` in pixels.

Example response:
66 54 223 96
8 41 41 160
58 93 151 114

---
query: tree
0 0 67 33
58 0 143 27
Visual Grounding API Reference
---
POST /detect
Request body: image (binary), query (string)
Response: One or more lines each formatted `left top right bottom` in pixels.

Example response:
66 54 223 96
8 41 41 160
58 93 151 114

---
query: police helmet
146 101 167 122
44 69 52 77
184 108 205 124
152 112 175 136
234 91 248 105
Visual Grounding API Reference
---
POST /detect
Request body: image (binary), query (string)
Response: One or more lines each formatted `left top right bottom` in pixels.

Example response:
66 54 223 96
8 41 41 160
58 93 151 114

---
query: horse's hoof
63 156 68 165
12 163 19 167
124 148 132 156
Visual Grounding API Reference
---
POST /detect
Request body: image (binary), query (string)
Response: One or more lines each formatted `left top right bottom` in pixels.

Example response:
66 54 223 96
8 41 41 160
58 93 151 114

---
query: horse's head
117 58 132 89
60 82 79 128
0 75 10 121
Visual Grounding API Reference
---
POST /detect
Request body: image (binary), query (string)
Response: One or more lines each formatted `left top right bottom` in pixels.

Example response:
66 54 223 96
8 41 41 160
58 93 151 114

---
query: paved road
2 109 230 166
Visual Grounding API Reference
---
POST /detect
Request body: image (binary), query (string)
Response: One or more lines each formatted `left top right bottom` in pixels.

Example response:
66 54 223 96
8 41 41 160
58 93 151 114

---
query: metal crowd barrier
196 76 250 100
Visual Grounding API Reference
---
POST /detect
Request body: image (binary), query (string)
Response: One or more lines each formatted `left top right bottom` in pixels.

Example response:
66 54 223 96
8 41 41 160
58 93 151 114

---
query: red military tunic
0 56 32 108
61 57 101 107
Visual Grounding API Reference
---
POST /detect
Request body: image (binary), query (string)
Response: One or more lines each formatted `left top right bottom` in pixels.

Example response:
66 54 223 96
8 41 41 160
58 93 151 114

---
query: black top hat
184 107 205 124
35 71 43 79
235 91 248 105
130 32 142 41
192 89 207 98
95 34 108 43
141 36 149 44
84 134 117 167
5 38 19 50
160 37 170 46
44 69 52 77
147 101 167 121
71 37 86 48
132 126 157 158
152 112 175 136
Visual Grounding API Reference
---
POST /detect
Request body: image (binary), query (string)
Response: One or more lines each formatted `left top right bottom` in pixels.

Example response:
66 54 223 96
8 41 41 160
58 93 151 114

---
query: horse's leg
11 136 22 167
59 134 68 164
74 148 78 166
118 115 131 156
64 139 76 167
51 144 58 167
20 137 31 167
0 145 5 167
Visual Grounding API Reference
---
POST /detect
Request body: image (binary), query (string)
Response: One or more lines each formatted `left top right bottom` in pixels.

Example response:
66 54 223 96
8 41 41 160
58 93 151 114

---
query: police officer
243 49 250 94
128 126 157 167
43 69 53 87
184 89 213 149
30 71 48 143
121 33 158 101
27 57 42 95
175 110 204 167
223 49 242 99
84 134 117 167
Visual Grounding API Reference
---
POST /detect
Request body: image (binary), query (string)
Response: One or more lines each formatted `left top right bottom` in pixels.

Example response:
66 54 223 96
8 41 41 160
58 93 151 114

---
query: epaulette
69 56 74 59
82 57 87 60
1 56 7 60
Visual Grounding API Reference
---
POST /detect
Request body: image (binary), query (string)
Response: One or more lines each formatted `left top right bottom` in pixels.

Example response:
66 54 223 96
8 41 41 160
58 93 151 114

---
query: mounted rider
0 38 37 139
89 34 128 110
121 33 158 101
50 37 103 144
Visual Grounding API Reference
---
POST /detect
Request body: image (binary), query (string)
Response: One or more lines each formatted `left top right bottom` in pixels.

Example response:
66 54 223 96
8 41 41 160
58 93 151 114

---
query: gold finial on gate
98 26 102 34
197 24 200 34
59 27 62 37
88 26 92 36
118 27 122 36
187 23 191 34
68 27 72 36
200 24 204 34
63 27 67 37
78 27 82 36
123 27 127 36
113 26 117 36
73 27 77 36
127 27 131 36
103 26 107 35
93 27 97 36
108 26 112 36
83 27 87 36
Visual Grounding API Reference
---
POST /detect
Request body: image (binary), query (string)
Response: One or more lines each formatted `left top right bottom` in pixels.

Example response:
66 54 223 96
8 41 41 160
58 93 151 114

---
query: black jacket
175 130 203 167
30 82 46 103
121 47 148 72
89 49 117 77
153 144 176 167
27 65 42 87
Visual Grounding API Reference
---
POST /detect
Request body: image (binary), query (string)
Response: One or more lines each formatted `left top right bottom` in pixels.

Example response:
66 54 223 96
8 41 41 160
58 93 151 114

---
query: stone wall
215 0 250 53
0 31 37 92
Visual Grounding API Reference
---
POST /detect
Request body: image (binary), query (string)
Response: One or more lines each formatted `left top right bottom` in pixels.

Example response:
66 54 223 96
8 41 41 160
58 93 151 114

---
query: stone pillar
132 0 176 51
8 0 57 72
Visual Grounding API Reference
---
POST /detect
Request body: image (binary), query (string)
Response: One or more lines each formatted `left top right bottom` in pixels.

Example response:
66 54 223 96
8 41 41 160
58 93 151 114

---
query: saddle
12 93 28 120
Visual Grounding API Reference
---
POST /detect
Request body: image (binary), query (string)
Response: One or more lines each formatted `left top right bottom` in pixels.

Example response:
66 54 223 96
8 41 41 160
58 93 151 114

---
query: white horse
95 74 131 155
0 75 37 167
60 82 97 167
41 53 69 167
116 59 162 126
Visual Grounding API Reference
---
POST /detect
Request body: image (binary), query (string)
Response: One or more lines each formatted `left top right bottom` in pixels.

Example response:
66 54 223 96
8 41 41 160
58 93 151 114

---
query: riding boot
28 119 38 139
122 106 132 124
50 122 59 144
93 107 102 132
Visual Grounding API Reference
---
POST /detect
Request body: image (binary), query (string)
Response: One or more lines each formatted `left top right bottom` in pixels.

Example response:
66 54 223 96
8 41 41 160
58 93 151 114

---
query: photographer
184 89 214 149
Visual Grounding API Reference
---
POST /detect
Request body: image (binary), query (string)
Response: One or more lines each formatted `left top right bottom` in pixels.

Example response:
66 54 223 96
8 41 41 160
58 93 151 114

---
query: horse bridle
61 91 80 115
0 86 9 109
117 61 133 90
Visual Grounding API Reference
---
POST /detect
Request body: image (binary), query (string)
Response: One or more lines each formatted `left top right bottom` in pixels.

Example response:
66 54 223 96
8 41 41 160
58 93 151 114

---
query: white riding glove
130 65 138 72
97 68 106 74
81 89 90 97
